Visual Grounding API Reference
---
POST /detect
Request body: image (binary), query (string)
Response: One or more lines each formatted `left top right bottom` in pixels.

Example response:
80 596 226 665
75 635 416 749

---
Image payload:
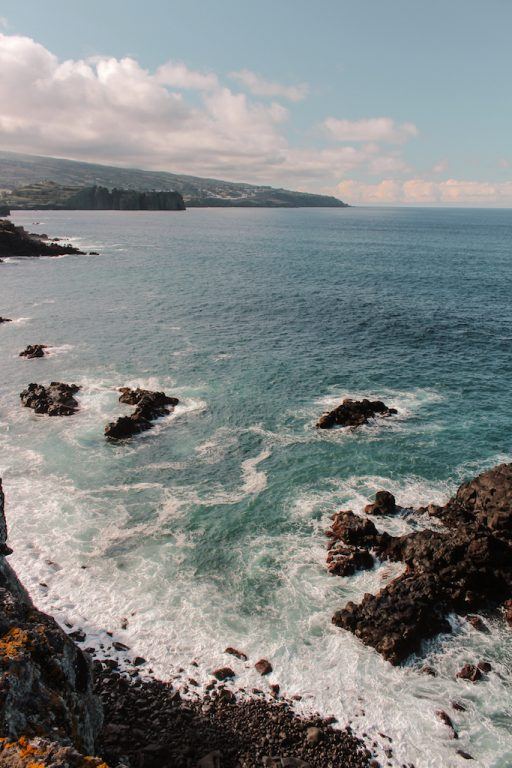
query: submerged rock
331 463 512 664
20 382 80 416
105 387 179 440
19 344 48 359
316 398 397 429
0 317 12 324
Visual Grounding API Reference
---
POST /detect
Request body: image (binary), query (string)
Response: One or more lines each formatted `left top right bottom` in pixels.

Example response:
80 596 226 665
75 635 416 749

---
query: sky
0 0 511 205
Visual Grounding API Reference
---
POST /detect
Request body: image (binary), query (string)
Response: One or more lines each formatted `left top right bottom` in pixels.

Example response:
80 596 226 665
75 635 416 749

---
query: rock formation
0 219 84 258
105 388 179 439
316 399 397 429
0 317 12 324
64 186 186 211
330 464 512 664
19 345 47 359
20 382 80 416
0 480 103 764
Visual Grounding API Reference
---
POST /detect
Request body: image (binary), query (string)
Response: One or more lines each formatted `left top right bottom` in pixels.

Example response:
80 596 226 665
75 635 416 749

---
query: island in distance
0 149 348 209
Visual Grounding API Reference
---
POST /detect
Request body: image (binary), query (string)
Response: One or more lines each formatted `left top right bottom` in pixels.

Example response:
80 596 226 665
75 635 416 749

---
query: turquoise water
0 207 511 767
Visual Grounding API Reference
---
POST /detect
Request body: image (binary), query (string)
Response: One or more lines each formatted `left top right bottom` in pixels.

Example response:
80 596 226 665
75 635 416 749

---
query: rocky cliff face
0 220 84 258
64 186 185 211
0 480 103 766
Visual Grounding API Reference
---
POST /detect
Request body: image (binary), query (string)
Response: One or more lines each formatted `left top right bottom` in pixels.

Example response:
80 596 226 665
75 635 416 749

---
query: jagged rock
331 464 512 664
19 344 47 359
0 737 107 767
327 544 374 576
0 219 84 258
0 317 12 324
20 382 80 416
316 398 397 429
364 491 397 516
105 388 179 440
504 598 512 626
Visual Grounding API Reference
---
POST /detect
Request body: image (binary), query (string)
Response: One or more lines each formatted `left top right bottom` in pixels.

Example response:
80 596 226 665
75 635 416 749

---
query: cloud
432 159 448 173
324 116 418 144
336 178 512 205
229 69 309 102
156 61 219 91
0 17 7 29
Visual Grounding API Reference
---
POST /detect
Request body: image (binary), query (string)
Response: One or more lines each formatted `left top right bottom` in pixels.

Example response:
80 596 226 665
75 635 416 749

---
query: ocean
0 206 511 767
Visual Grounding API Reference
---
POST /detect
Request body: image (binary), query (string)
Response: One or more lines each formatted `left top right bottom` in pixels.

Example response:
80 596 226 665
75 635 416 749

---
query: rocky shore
0 219 85 258
329 463 512 664
0 480 373 768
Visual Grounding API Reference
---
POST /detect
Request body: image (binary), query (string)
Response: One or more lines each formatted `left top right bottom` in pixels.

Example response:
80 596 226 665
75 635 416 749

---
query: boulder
0 317 12 324
316 398 397 429
255 659 272 676
364 491 397 516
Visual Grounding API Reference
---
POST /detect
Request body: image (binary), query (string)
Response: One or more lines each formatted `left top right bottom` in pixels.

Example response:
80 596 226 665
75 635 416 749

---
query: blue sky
0 0 511 204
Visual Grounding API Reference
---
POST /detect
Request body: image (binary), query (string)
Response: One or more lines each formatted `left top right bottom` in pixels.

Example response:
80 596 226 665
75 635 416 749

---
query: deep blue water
0 207 511 767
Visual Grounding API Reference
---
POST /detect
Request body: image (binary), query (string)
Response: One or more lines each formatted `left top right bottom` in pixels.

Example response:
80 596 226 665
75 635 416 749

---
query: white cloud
324 116 418 144
229 69 309 102
156 61 219 91
432 159 448 173
0 17 7 29
336 178 512 205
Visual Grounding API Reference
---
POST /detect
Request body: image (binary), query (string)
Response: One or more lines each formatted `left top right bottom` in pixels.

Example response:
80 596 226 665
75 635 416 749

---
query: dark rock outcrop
0 219 84 258
0 317 12 324
105 387 179 440
0 479 102 762
364 491 397 516
63 186 186 211
19 344 47 359
330 463 512 664
20 382 80 416
316 399 397 429
0 204 10 216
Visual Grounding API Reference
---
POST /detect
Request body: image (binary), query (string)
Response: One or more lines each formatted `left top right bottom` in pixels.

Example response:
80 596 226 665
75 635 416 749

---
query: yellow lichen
0 628 33 661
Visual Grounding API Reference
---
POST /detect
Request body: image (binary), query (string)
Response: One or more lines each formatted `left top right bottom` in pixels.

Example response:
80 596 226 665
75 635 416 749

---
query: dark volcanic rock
19 344 48 359
364 491 397 516
225 647 248 661
212 667 235 681
316 398 397 429
0 218 84 258
0 317 12 323
20 382 80 416
105 387 179 440
331 463 512 664
456 664 482 682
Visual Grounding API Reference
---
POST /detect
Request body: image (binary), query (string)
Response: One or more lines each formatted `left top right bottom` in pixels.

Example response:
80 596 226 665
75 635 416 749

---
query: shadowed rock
105 387 179 440
20 382 80 416
19 344 48 359
0 317 12 324
330 463 512 664
0 219 84 258
316 398 397 429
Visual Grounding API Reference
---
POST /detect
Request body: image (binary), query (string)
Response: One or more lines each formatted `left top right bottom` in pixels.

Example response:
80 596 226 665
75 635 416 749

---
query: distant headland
0 149 348 209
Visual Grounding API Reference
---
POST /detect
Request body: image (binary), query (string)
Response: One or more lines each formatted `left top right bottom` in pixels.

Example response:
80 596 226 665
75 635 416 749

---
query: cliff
2 183 185 212
0 480 104 767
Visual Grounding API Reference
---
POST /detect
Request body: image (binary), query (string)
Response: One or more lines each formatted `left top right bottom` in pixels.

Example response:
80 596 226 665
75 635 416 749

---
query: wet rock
105 387 179 440
451 701 466 712
420 666 437 677
112 641 130 652
477 661 492 673
19 344 48 359
327 544 374 576
364 491 397 516
0 317 12 323
69 629 86 642
456 664 482 682
224 647 248 661
466 615 488 632
504 598 512 626
316 398 397 429
212 667 235 681
332 463 512 664
255 659 273 676
20 382 80 416
435 710 458 739
0 218 85 258
457 750 474 760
